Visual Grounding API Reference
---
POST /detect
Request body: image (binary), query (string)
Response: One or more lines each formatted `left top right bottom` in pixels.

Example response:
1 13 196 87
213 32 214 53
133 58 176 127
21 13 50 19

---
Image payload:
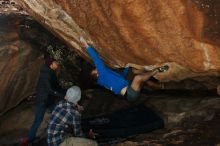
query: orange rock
15 0 220 83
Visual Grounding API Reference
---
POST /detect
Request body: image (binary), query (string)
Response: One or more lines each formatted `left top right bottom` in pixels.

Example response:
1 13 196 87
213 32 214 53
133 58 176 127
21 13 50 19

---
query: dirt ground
0 89 220 146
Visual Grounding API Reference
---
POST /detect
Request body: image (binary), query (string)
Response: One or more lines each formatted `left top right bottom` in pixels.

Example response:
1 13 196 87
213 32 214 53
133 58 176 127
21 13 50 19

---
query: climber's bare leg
132 68 145 74
130 70 158 91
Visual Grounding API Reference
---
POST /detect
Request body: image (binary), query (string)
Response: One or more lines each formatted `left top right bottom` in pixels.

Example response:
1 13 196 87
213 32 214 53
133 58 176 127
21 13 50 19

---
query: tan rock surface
15 0 220 82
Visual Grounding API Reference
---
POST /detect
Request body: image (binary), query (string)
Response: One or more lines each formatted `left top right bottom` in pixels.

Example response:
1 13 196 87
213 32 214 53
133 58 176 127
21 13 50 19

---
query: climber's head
90 69 99 79
45 58 59 71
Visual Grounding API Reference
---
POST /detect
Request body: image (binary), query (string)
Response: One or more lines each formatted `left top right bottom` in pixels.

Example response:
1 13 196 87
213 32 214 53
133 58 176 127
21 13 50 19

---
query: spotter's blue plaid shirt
47 101 83 146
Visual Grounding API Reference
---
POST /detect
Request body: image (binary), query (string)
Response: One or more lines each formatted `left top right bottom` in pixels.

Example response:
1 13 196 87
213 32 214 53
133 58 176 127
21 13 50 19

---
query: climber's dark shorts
124 85 140 101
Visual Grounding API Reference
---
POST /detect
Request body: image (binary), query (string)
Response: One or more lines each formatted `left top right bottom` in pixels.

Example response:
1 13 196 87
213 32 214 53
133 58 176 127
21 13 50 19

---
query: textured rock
0 12 89 115
0 14 41 114
1 0 219 114
0 0 22 14
15 0 220 83
0 14 43 115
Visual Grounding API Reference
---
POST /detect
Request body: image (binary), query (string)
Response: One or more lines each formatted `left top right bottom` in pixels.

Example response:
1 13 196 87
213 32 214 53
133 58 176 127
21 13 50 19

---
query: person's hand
76 104 84 112
125 63 130 68
79 36 89 48
88 129 98 139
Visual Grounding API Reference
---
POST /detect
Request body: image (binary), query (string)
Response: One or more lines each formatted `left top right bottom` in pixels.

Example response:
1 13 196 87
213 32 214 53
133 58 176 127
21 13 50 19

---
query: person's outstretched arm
79 36 106 75
80 36 106 75
86 46 106 75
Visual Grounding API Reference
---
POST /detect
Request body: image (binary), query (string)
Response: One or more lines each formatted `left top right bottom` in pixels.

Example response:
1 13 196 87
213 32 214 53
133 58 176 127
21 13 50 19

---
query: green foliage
46 44 82 89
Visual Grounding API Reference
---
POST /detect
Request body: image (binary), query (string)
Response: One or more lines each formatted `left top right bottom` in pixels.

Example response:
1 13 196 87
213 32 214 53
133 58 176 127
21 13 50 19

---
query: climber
20 58 65 146
47 86 98 146
80 36 169 101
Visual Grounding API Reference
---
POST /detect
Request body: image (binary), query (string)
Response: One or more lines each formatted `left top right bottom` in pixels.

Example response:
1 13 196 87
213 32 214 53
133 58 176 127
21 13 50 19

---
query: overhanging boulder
15 0 220 83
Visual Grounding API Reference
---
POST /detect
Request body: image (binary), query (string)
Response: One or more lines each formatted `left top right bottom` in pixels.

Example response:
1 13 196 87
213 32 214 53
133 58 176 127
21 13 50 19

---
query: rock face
0 11 87 115
0 0 21 13
15 0 220 83
0 14 44 115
